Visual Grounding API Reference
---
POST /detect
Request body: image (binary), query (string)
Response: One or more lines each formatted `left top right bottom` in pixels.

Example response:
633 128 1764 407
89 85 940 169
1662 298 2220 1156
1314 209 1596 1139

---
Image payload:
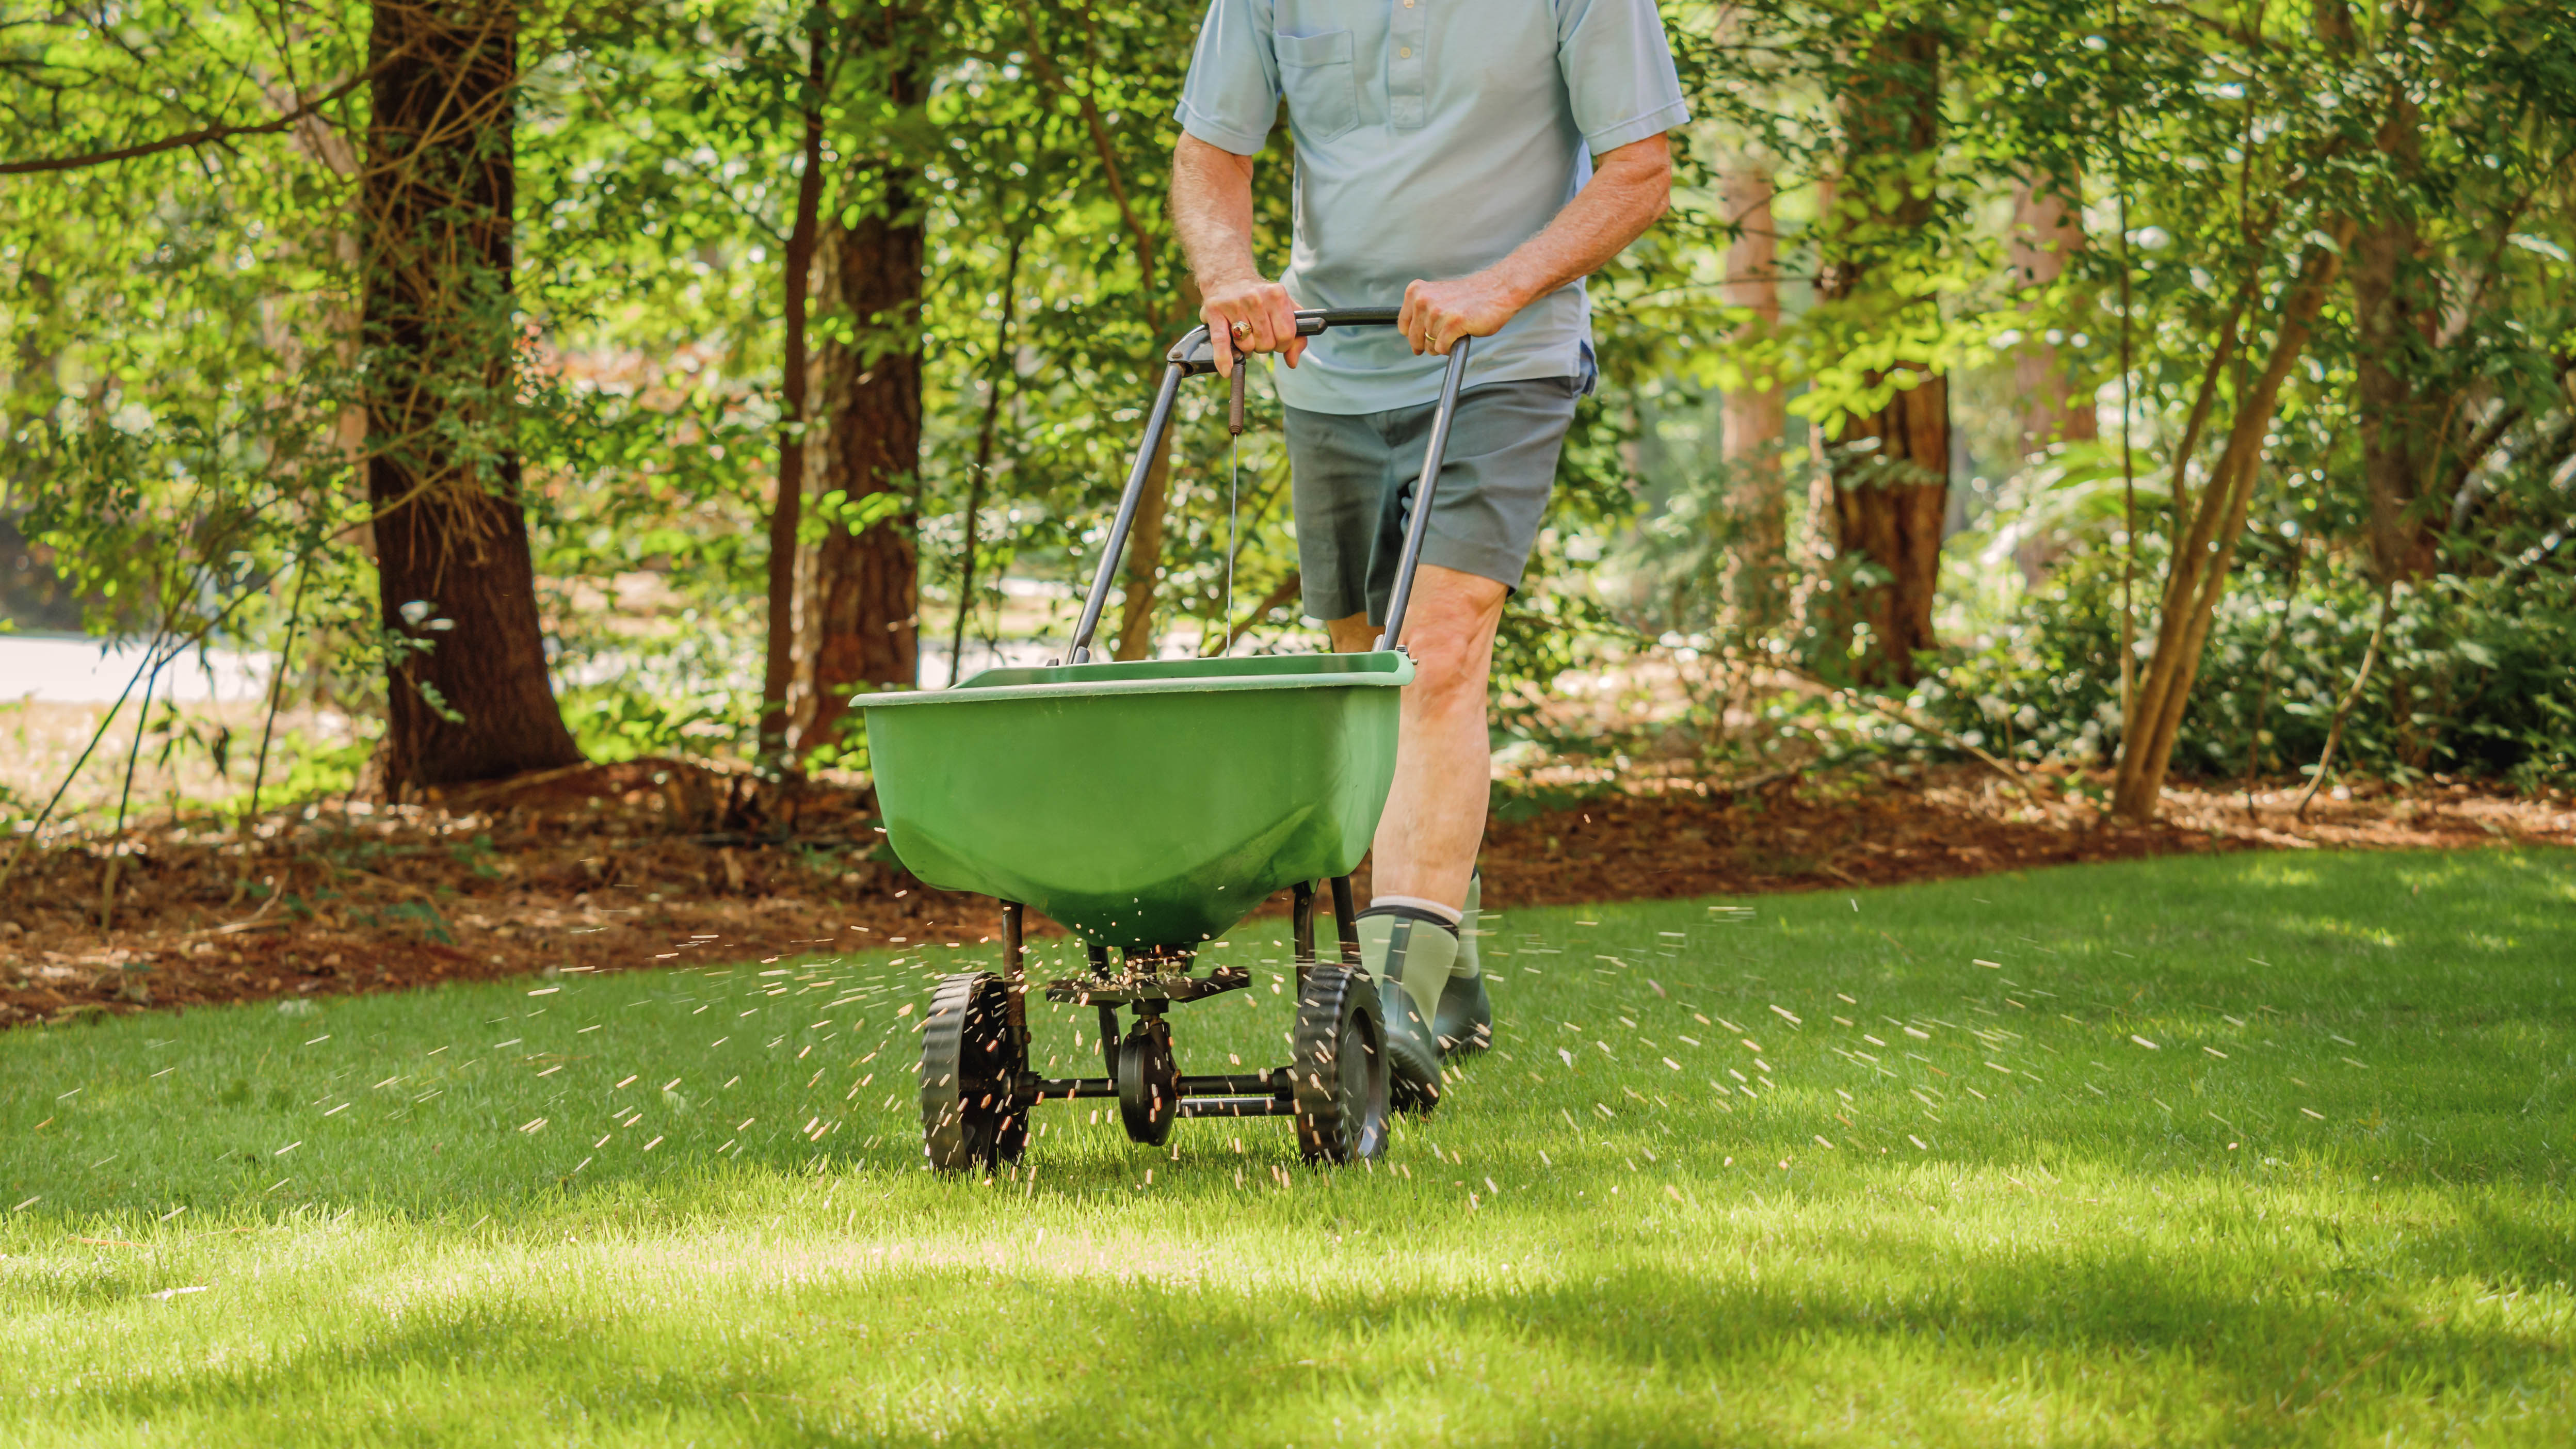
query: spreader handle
1374 337 1471 652
1162 308 1405 375
1065 361 1186 664
1061 309 1467 667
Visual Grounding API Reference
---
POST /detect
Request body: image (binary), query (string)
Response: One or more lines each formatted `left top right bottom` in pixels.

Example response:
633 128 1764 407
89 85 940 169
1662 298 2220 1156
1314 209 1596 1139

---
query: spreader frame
911 310 1466 1169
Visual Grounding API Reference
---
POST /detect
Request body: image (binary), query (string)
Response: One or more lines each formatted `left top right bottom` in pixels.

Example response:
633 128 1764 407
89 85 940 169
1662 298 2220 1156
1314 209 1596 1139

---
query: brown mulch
3 758 2568 1029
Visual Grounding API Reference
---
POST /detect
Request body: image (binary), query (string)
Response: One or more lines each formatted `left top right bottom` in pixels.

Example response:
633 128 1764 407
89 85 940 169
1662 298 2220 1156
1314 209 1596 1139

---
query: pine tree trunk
1720 159 1788 633
758 23 829 760
1821 25 1948 685
1825 377 1950 683
363 0 581 793
2007 174 2098 452
798 54 925 752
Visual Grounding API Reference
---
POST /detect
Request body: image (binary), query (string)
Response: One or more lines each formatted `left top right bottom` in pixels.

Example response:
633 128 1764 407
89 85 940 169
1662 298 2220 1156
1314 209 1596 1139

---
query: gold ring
1230 320 1253 339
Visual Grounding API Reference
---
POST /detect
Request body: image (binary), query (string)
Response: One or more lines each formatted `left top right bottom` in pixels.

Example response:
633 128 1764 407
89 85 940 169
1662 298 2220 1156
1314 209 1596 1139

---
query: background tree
798 1 931 751
365 0 584 791
1816 19 1954 685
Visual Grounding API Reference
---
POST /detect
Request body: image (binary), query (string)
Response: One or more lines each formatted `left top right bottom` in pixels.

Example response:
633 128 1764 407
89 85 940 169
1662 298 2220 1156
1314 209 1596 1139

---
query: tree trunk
1113 275 1204 661
1111 423 1179 662
363 0 582 793
2352 218 2437 581
798 42 925 752
948 231 1025 686
1825 376 1949 682
1821 25 1947 685
1720 159 1789 633
759 21 830 760
2111 225 2354 820
2350 87 2438 585
2007 174 2098 452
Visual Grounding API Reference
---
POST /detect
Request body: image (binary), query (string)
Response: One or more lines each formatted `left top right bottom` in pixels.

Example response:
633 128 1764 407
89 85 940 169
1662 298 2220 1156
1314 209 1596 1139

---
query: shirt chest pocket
1275 29 1359 141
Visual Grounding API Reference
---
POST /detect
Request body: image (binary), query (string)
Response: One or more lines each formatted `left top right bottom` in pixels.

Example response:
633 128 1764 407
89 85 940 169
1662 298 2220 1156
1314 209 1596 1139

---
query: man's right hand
1172 134 1300 377
1199 277 1304 377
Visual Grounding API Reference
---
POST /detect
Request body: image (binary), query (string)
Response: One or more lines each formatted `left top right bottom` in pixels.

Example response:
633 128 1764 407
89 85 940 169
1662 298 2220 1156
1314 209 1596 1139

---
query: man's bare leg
1328 564 1506 911
1331 564 1504 1092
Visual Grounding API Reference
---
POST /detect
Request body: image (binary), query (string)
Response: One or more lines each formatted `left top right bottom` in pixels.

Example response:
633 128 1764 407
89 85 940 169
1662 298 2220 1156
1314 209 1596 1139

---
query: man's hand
1397 271 1530 357
1398 134 1675 358
1172 134 1303 377
1200 276 1305 378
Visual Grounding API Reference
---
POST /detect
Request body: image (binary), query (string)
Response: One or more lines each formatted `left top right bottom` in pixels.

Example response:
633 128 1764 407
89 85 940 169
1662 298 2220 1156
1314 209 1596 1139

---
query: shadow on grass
29 1193 2569 1445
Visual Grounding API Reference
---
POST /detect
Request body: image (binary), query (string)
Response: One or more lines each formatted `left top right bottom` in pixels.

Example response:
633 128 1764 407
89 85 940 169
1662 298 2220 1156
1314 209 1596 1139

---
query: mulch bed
4 758 2568 1029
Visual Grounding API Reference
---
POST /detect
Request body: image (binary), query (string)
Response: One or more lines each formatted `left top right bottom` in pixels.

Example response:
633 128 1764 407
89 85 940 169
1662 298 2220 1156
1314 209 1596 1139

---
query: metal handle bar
1161 307 1401 375
1060 310 1469 666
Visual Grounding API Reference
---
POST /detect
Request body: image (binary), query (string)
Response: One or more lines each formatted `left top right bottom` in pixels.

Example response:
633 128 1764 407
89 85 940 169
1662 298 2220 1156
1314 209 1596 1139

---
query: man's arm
1397 132 1672 357
1172 133 1304 376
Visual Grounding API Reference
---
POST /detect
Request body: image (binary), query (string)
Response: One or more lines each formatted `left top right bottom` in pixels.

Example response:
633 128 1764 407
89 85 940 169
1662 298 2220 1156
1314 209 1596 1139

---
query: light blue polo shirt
1177 0 1688 415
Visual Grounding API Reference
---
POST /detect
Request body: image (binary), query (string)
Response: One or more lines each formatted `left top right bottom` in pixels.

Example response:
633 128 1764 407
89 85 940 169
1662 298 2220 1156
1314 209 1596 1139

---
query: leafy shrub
1919 540 2576 788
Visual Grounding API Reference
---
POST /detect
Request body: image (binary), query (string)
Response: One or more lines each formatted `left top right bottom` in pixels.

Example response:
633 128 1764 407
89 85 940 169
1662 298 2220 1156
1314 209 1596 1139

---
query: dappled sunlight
4 849 2572 1444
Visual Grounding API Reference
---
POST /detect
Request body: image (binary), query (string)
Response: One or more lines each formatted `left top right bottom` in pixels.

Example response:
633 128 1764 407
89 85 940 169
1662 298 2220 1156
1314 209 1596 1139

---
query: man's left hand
1398 271 1527 357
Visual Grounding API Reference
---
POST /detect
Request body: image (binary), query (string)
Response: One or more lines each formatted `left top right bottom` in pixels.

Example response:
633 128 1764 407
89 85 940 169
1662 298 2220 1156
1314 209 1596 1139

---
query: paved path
1 635 269 704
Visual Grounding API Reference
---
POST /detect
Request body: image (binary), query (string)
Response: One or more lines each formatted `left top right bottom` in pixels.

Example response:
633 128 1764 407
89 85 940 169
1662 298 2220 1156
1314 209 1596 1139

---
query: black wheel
1115 1018 1179 1146
920 971 1028 1173
1292 965 1389 1164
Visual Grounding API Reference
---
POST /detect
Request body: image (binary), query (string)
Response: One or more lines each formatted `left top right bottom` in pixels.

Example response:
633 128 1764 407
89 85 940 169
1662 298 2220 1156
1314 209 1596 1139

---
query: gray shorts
1286 377 1582 625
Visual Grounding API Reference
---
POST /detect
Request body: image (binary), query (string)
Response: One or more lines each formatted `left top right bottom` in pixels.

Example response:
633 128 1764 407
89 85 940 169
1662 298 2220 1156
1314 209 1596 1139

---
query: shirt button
1399 46 1412 57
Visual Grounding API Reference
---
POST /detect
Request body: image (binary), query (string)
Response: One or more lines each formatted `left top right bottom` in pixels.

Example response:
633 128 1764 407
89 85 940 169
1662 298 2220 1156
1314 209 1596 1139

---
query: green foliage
1921 539 2576 788
5 0 2573 808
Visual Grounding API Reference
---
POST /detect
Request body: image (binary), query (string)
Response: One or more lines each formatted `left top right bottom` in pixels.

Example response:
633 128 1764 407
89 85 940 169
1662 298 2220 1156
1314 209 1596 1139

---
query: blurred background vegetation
3 0 2571 840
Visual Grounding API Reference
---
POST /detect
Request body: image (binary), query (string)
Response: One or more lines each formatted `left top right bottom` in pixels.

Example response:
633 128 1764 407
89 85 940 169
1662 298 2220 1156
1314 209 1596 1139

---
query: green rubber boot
1434 871 1492 1057
1357 905 1456 1113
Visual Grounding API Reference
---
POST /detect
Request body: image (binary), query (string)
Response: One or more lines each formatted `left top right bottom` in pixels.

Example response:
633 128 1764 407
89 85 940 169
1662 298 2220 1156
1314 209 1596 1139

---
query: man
1171 0 1686 1105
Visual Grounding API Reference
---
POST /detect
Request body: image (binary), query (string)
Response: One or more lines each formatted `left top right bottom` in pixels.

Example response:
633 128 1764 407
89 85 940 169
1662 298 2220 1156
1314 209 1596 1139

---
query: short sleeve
1556 0 1691 156
1175 0 1280 156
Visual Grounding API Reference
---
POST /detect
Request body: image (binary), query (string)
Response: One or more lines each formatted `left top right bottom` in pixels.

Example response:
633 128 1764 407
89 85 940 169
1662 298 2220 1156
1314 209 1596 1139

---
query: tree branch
0 47 388 177
1011 0 1162 330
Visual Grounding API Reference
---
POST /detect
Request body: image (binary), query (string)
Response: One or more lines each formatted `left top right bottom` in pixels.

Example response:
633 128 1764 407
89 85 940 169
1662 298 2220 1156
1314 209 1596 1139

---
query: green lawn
4 848 2572 1446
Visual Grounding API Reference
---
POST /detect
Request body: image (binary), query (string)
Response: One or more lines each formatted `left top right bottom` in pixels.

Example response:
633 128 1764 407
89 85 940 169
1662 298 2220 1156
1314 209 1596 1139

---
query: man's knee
1396 571 1505 703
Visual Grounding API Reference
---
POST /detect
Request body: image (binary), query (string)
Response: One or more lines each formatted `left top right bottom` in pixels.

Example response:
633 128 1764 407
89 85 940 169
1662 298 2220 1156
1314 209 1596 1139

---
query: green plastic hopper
862 651 1410 954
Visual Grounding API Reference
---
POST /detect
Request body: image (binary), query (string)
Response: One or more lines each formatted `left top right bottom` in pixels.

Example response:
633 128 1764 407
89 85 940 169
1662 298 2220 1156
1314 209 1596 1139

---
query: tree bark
1821 25 1948 685
948 231 1024 686
798 33 925 751
759 20 830 760
363 0 582 793
2111 224 2354 820
1111 423 1179 662
1113 273 1203 661
2352 219 2438 581
1720 159 1789 633
1824 375 1950 682
2349 87 2439 584
2007 173 2098 452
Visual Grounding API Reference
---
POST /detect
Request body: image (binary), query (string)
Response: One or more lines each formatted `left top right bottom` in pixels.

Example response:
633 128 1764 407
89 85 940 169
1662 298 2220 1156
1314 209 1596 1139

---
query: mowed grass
4 848 2573 1447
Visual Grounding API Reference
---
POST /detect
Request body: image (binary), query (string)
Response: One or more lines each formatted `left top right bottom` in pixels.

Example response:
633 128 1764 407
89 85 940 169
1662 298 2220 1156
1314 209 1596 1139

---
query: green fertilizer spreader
865 310 1473 1170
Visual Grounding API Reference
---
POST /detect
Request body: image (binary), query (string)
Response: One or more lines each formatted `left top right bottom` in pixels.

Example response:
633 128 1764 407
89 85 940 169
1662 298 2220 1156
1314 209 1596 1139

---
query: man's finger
1209 310 1235 376
1397 283 1422 355
1266 291 1298 359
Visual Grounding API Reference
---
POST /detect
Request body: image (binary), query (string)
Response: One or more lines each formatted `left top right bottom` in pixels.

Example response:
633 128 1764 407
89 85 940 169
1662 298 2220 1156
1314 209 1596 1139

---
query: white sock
1367 895 1462 928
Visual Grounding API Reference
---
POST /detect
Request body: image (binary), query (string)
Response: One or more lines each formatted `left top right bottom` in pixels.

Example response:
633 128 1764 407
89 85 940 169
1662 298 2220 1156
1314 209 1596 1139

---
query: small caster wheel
1292 964 1389 1164
1116 1017 1179 1146
920 971 1027 1173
